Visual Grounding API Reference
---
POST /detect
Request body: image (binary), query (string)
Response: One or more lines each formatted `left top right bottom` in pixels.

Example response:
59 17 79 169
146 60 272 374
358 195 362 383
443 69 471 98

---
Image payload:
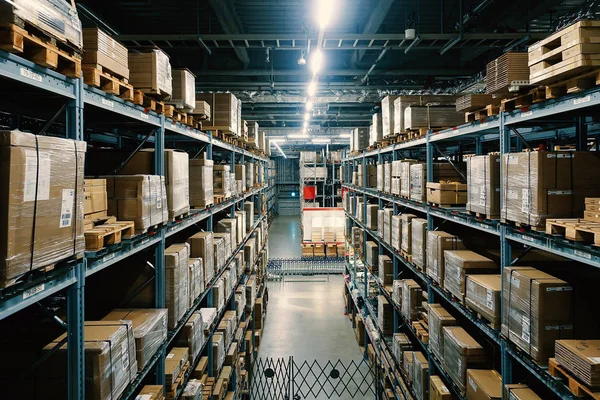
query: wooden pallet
543 69 600 99
466 210 500 220
464 104 500 122
500 88 546 112
84 220 135 251
502 218 546 232
133 90 165 114
166 362 190 399
214 194 225 205
400 250 412 263
0 23 81 78
548 358 600 399
546 218 600 245
465 304 501 330
428 202 467 209
411 321 429 344
82 65 134 102
170 211 190 223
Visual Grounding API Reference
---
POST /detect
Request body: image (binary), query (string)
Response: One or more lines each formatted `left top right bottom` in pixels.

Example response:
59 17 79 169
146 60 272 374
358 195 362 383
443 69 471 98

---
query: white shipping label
440 386 450 394
122 342 129 371
457 358 463 375
521 315 531 344
135 395 152 400
521 189 530 213
507 155 519 165
59 189 74 228
486 289 494 310
166 353 174 359
507 189 519 200
468 376 477 391
510 276 520 289
23 150 51 202
479 188 486 206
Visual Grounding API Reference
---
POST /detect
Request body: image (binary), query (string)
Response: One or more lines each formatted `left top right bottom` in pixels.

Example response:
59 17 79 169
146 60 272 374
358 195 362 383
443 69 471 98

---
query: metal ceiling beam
191 68 476 77
356 0 395 63
208 0 250 67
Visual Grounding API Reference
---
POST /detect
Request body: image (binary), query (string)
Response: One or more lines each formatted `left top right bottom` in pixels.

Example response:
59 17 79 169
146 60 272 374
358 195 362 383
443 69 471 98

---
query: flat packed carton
428 304 457 361
165 244 190 329
504 385 541 400
191 100 211 120
467 154 500 218
82 27 129 79
189 158 214 207
0 131 86 286
84 178 108 217
430 375 453 400
465 274 501 327
214 165 231 197
187 231 215 282
129 49 172 97
195 93 240 135
555 340 600 387
443 250 497 302
443 326 487 393
466 369 502 400
502 267 573 364
169 68 195 110
426 231 464 285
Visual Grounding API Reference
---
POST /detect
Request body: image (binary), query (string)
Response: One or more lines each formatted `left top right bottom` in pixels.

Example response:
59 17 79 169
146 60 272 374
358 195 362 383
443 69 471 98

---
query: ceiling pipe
360 47 390 83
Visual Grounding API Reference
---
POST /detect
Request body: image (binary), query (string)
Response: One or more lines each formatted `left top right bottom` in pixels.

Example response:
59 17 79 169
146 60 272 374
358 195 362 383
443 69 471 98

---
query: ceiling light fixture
312 138 331 144
310 50 323 75
269 138 287 143
288 133 310 139
304 113 310 121
297 50 307 65
306 100 314 111
307 81 317 96
317 0 336 29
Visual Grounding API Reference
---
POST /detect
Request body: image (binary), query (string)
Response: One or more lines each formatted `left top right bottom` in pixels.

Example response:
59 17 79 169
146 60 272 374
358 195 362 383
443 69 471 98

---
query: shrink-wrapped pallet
177 311 204 363
393 96 458 133
411 218 427 270
165 244 190 329
168 68 195 110
212 332 226 372
404 106 463 130
351 128 370 151
377 209 384 238
392 280 402 305
409 163 426 203
83 27 129 79
401 279 422 322
428 304 456 361
189 158 214 207
379 255 393 285
0 131 86 286
217 218 238 248
384 162 392 194
244 202 254 230
212 277 225 311
393 333 413 369
381 95 399 137
187 232 214 283
214 165 231 197
371 113 383 144
400 160 418 197
401 214 416 254
486 52 529 95
195 93 240 135
413 351 429 400
442 326 486 393
466 154 500 219
213 235 227 271
300 151 317 164
443 250 496 302
502 266 573 364
129 49 172 98
501 151 600 229
391 215 402 251
383 208 393 244
426 231 464 285
247 121 259 148
377 164 384 192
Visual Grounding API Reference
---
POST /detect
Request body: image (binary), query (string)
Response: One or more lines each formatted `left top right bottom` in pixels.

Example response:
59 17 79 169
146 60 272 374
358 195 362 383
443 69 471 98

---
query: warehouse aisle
260 216 362 361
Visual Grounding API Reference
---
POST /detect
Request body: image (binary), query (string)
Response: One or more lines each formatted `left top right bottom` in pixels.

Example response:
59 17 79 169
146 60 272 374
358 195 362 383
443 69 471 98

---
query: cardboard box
169 68 195 110
0 131 86 285
379 255 393 284
404 106 464 130
555 340 600 387
466 369 502 400
400 160 419 197
411 163 466 203
189 158 214 207
187 231 215 282
443 250 497 302
381 96 399 137
393 96 458 133
214 165 231 197
411 218 428 270
413 351 429 400
129 49 172 97
465 274 501 327
378 295 394 335
442 326 486 393
195 93 240 134
401 279 422 322
84 178 108 216
166 347 189 386
502 267 573 364
504 385 541 400
366 204 379 230
401 214 416 254
235 164 247 192
427 182 468 205
351 128 369 151
82 27 129 79
391 214 402 251
426 231 465 285
165 244 190 329
136 385 164 400
371 112 383 143
191 100 211 120
430 375 453 400
467 154 500 218
176 311 204 363
501 151 600 228
428 304 457 361
365 241 378 269
102 308 168 370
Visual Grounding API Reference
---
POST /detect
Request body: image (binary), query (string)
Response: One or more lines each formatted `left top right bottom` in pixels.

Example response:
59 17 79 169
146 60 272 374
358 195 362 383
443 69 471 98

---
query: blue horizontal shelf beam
86 236 162 277
0 50 76 98
83 86 162 126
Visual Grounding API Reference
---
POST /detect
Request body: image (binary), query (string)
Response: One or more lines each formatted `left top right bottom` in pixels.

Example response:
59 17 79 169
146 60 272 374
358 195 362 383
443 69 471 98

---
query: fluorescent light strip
273 141 287 158
288 134 310 139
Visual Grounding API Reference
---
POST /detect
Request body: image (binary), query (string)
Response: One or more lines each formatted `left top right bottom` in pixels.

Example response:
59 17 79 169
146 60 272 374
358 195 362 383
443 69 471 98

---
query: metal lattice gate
249 357 377 400
267 258 346 281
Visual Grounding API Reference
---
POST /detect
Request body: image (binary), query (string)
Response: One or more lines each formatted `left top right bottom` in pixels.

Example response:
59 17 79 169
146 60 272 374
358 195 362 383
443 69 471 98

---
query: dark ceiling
77 0 589 137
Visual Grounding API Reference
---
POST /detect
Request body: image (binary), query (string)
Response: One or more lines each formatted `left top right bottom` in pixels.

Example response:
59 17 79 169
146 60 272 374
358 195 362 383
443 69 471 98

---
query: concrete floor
267 215 302 258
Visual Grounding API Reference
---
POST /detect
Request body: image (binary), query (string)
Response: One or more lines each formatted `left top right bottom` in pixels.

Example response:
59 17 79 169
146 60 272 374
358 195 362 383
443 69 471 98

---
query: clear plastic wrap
392 280 403 306
236 288 247 322
400 160 418 197
182 379 204 400
217 312 235 350
377 164 384 191
105 174 168 233
393 333 412 368
391 215 402 251
235 211 246 242
213 236 226 271
409 163 426 203
0 0 83 50
230 172 238 196
371 112 383 144
502 266 573 364
377 209 384 238
245 162 255 188
0 131 86 285
404 106 464 130
213 165 231 197
466 154 500 218
300 166 327 180
401 279 422 323
501 151 600 228
102 308 168 370
200 308 217 331
403 351 414 383
300 151 317 164
188 257 204 305
213 277 225 311
177 311 205 363
165 347 189 386
401 214 416 254
365 241 378 269
129 49 172 97
82 27 128 79
45 323 133 400
165 243 190 329
412 351 429 400
169 69 195 110
426 231 464 284
392 160 401 177
217 217 238 248
428 304 456 361
378 255 393 284
213 332 226 372
377 295 394 335
442 326 486 394
187 231 214 283
442 250 496 302
465 274 501 327
411 218 427 270
351 128 370 151
384 163 392 194
391 177 401 196
356 197 364 222
244 238 255 270
244 202 254 230
381 96 398 137
393 96 458 133
366 204 378 230
189 158 214 207
383 208 393 245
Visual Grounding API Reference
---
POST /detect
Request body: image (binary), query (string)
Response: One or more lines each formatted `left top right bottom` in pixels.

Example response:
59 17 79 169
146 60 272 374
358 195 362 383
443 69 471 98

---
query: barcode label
102 253 115 263
121 342 129 371
59 189 74 228
574 249 592 259
520 111 533 118
23 284 45 299
486 289 494 310
20 67 42 82
574 95 591 105
522 315 531 343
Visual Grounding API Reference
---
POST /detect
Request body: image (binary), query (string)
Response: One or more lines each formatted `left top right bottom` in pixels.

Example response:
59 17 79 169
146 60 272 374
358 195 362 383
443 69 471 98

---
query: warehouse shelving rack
341 86 600 400
0 48 271 400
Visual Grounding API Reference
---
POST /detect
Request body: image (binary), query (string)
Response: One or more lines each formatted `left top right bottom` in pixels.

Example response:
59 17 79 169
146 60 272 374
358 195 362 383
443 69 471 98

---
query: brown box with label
465 274 502 327
166 347 189 386
444 250 497 302
467 154 500 218
137 386 164 400
502 266 573 364
555 340 600 387
427 182 468 205
0 130 86 287
426 231 465 285
84 179 108 216
430 375 454 400
413 351 429 400
189 158 214 208
428 304 457 361
466 369 502 400
443 326 487 394
501 151 600 229
505 385 542 400
82 27 129 79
